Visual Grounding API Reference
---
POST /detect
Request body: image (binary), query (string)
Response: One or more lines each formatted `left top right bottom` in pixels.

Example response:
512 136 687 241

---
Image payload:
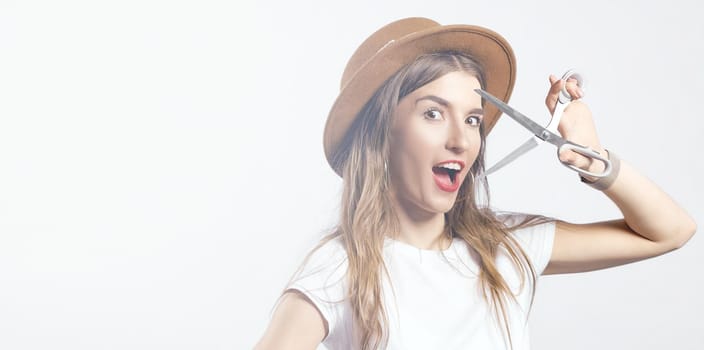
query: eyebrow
415 95 484 115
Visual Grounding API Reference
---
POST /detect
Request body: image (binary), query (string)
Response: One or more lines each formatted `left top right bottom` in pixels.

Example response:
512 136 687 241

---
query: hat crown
340 18 440 90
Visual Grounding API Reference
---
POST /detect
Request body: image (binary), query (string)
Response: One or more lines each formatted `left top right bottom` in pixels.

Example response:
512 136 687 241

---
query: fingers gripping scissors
475 73 612 178
484 70 598 176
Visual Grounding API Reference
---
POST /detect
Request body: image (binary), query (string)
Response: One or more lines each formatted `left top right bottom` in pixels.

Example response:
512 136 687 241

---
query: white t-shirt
288 216 555 350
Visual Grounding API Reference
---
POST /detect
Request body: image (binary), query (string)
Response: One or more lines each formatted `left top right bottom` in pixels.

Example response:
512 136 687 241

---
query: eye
423 108 443 120
466 115 482 127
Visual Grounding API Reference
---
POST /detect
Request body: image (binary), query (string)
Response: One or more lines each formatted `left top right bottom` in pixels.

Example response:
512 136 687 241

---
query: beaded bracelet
580 149 621 191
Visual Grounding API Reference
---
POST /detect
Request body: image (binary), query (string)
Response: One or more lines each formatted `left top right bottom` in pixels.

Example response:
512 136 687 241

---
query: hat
323 17 517 176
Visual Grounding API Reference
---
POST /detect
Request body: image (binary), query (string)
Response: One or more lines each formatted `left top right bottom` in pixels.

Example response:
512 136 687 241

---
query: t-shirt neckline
383 236 458 255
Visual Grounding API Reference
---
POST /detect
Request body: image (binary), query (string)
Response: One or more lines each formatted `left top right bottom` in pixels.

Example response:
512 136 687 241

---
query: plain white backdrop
0 0 702 349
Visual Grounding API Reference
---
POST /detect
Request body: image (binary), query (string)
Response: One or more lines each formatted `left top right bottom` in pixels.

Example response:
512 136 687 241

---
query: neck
389 194 451 251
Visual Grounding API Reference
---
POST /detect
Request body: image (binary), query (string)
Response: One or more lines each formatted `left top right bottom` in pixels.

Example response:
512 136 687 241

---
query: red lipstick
431 160 465 192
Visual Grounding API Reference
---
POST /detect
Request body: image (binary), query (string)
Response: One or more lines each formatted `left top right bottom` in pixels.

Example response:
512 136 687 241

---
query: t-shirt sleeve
286 237 348 338
502 214 556 275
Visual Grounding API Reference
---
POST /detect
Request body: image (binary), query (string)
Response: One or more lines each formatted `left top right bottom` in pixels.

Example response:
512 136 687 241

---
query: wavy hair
295 51 545 349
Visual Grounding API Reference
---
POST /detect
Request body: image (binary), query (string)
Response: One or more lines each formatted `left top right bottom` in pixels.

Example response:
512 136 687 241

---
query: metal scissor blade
484 136 539 176
475 89 552 140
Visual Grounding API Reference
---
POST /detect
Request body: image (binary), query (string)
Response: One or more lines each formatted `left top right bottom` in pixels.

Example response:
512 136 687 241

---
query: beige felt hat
323 17 517 176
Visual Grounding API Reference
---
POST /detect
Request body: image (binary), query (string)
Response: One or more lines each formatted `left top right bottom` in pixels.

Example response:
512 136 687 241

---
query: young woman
254 17 696 350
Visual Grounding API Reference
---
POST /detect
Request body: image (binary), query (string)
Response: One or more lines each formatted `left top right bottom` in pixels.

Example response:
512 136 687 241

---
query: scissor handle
558 70 585 104
546 70 585 133
557 142 612 178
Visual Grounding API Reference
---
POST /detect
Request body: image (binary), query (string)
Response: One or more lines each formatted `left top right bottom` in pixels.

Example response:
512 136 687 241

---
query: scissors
475 79 612 178
482 70 612 178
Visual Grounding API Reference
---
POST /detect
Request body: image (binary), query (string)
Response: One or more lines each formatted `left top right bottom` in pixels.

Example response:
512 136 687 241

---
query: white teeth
438 162 461 170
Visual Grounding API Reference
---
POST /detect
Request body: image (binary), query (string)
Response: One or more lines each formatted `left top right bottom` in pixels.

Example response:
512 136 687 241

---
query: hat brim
324 24 516 176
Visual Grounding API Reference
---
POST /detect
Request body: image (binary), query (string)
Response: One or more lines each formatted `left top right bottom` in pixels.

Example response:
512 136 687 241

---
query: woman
254 17 696 350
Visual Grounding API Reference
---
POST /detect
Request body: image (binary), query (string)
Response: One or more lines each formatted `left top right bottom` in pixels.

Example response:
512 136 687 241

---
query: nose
446 117 471 153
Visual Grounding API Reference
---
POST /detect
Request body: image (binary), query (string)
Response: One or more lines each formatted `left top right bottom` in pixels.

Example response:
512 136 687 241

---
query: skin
543 75 696 273
386 72 483 250
254 72 697 349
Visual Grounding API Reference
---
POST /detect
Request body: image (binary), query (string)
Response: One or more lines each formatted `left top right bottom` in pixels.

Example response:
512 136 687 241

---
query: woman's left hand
544 75 606 177
542 75 696 275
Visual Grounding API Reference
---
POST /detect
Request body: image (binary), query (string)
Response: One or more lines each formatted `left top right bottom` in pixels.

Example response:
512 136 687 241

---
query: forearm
599 158 696 248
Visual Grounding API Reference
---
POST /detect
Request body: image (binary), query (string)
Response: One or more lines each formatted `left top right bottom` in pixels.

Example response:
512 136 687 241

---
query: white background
1 0 702 349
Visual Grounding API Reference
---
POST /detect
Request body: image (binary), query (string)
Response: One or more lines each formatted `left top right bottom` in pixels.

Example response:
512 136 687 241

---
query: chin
425 196 458 214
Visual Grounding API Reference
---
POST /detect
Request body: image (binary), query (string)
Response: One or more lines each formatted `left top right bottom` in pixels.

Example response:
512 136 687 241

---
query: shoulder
287 235 350 340
294 236 348 283
496 212 556 273
495 212 555 238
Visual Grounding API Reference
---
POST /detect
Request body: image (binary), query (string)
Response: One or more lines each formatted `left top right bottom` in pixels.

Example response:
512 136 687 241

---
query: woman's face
388 71 483 217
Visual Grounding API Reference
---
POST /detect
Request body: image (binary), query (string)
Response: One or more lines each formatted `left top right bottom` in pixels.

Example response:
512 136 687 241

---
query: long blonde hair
296 51 544 349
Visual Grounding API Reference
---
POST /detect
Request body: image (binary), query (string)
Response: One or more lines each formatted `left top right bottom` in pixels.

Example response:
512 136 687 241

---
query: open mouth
432 161 465 191
432 166 459 184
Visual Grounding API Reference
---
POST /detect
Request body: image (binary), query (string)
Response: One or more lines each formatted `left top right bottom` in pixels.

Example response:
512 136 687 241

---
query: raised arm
254 290 326 350
541 75 696 275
